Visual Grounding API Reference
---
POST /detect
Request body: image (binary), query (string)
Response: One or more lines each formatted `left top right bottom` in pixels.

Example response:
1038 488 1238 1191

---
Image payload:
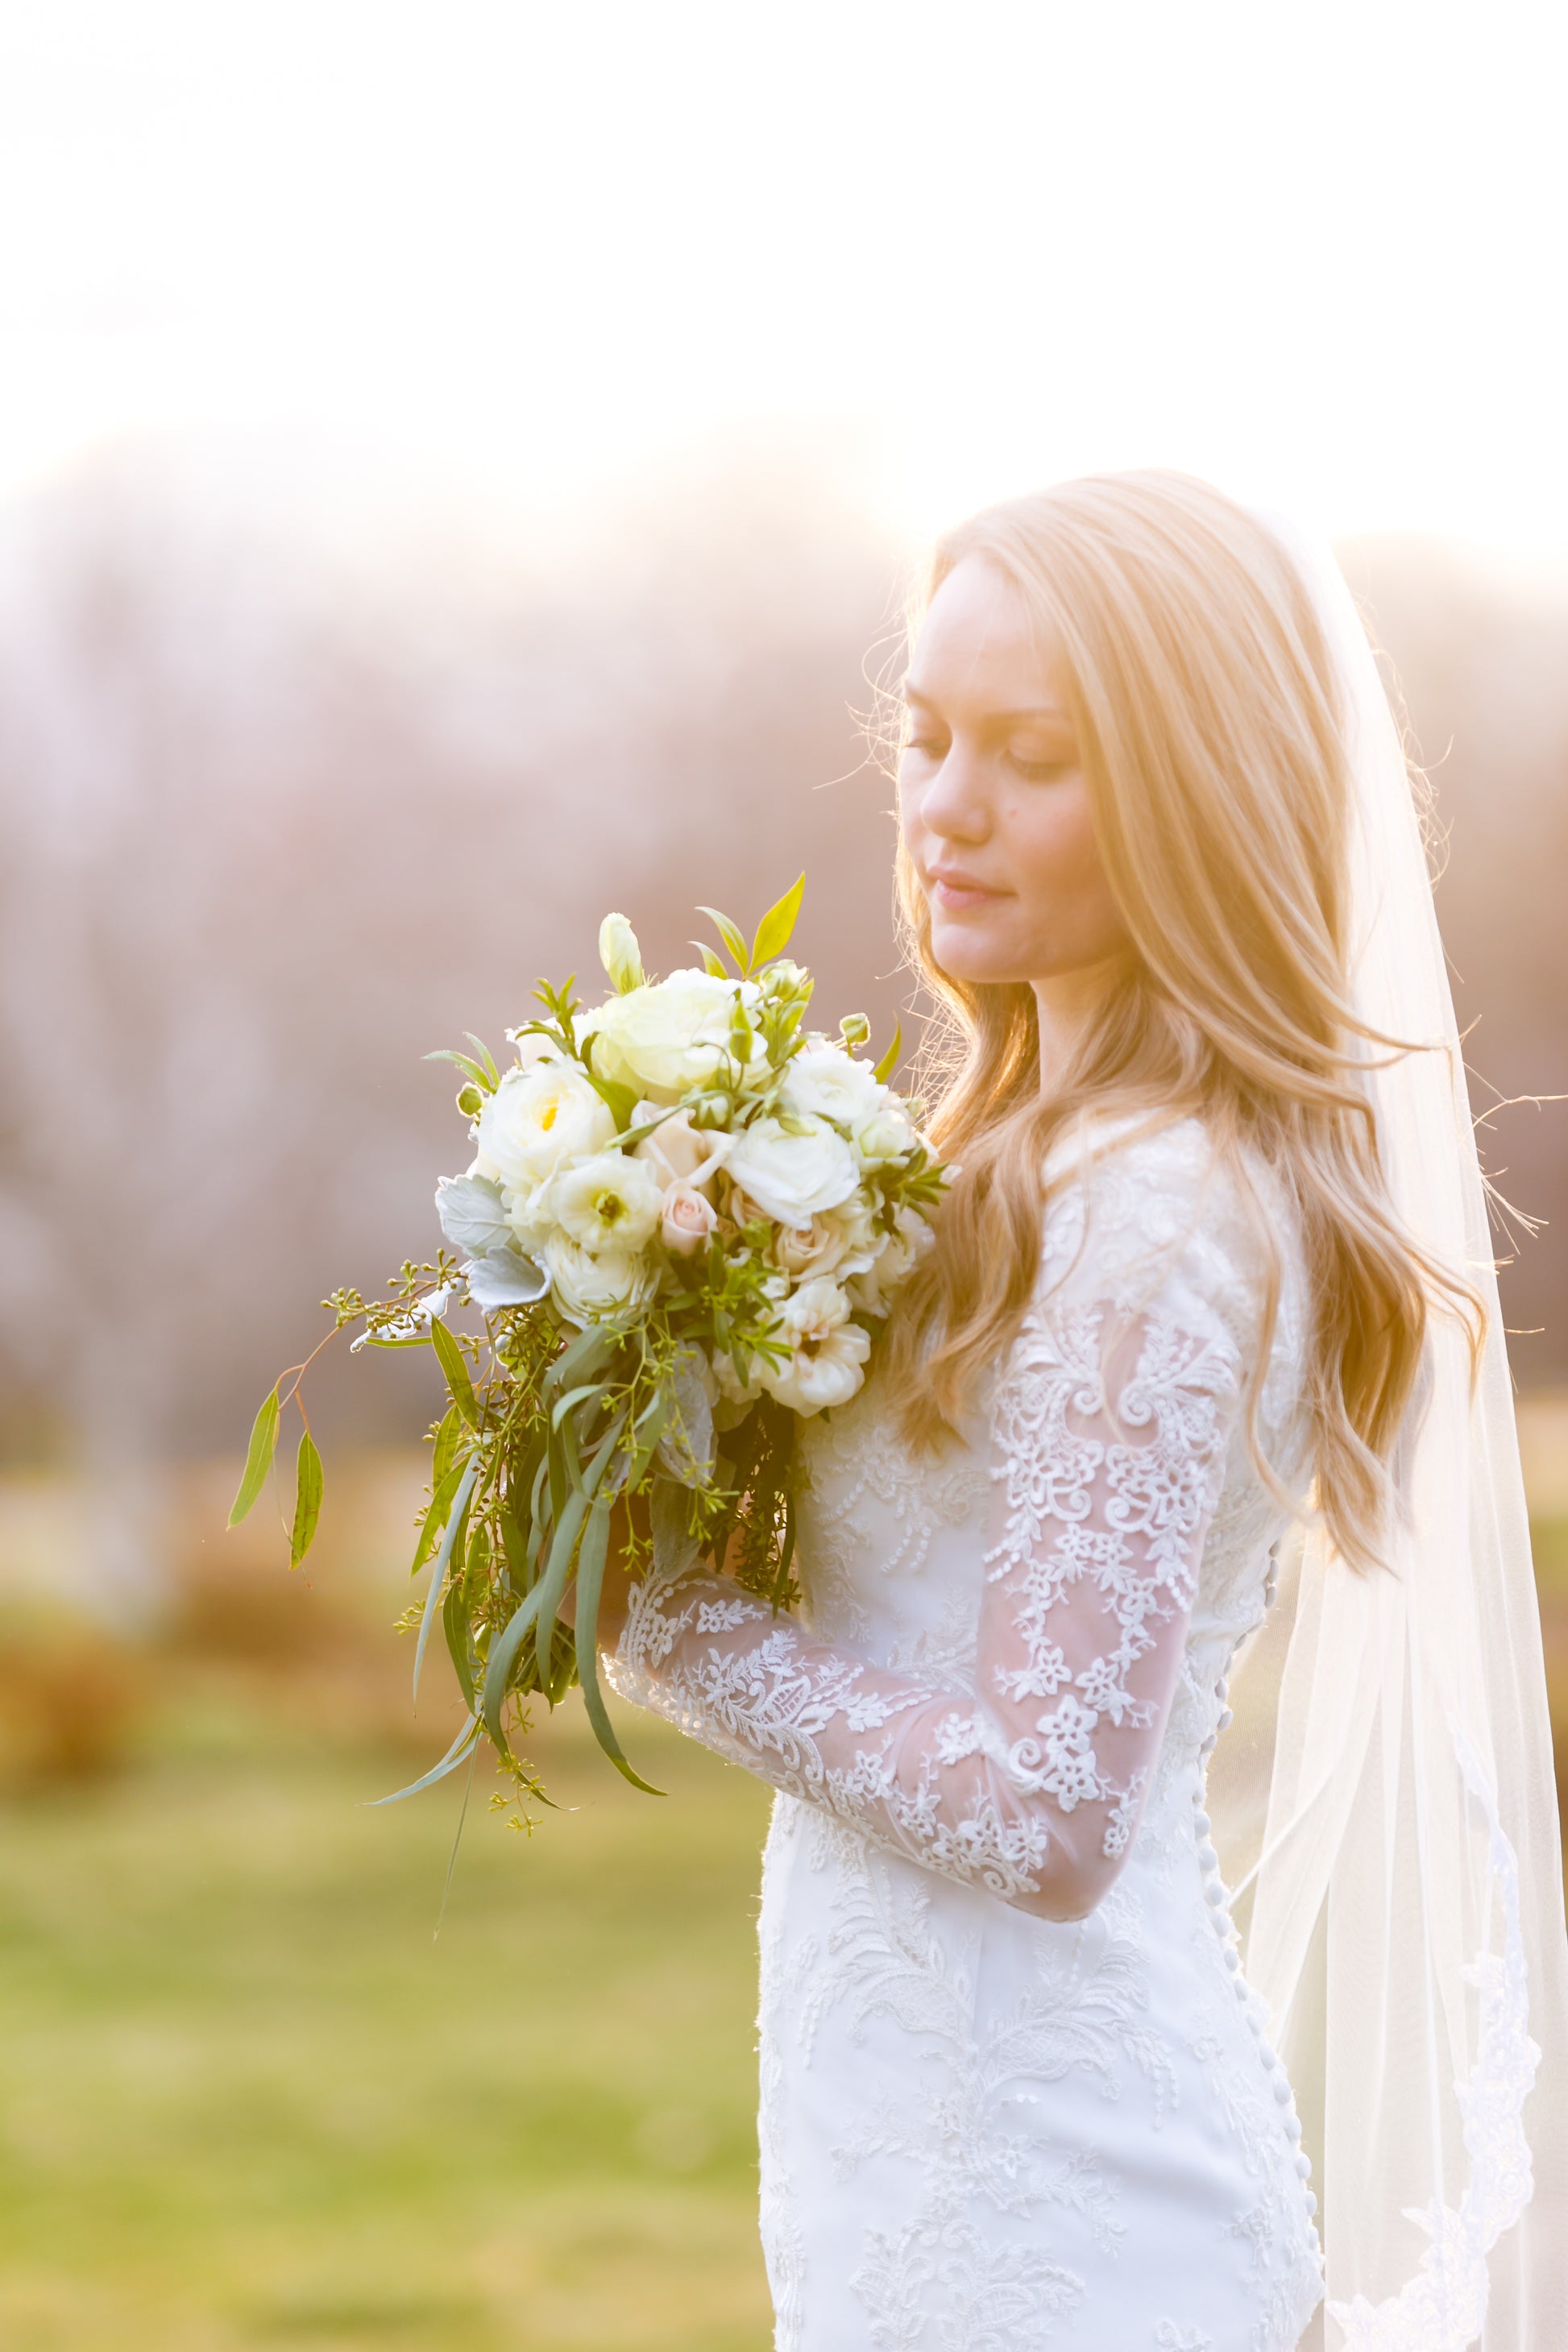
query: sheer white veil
1209 519 1568 2350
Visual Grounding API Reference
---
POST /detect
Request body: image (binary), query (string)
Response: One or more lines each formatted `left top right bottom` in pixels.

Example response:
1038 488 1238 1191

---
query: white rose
632 1101 733 1190
588 969 756 1104
724 1115 860 1225
478 1059 615 1193
848 1205 935 1314
542 1150 666 1253
541 1231 658 1326
850 1101 918 1171
780 1041 885 1128
660 1180 719 1257
760 1277 872 1417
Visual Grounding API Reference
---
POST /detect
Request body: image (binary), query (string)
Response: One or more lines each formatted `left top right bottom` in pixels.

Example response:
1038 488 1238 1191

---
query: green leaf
228 1388 281 1527
577 1041 639 1134
289 1430 324 1565
423 1048 494 1093
873 1023 904 1085
750 873 806 970
572 1496 663 1794
444 1573 476 1709
367 1713 482 1807
691 941 728 979
413 1459 478 1704
412 1450 473 1576
550 1380 606 1433
697 905 750 973
431 1319 481 1431
463 1033 501 1087
430 1403 463 1495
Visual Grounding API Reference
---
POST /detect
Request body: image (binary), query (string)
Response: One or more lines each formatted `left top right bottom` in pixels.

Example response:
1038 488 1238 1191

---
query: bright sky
1 0 1564 558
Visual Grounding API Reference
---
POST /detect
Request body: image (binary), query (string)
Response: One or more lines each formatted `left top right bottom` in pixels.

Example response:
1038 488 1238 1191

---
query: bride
595 472 1568 2350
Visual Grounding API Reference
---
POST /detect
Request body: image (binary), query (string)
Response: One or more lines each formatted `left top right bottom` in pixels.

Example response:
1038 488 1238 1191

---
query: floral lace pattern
610 1118 1327 2350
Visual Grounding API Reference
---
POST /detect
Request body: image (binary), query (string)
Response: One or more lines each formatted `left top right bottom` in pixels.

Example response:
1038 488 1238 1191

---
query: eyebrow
902 682 1068 723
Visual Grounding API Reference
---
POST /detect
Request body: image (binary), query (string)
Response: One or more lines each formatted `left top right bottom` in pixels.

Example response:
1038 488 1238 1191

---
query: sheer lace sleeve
608 1128 1253 1921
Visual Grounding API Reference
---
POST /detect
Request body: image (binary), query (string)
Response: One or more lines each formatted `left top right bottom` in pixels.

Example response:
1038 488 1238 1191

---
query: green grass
0 1689 774 2352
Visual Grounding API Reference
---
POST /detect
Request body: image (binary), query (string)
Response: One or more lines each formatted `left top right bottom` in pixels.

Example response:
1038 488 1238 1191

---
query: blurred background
1 3 1566 2347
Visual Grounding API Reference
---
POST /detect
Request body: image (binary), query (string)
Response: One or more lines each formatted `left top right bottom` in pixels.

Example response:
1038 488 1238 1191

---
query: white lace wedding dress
611 1117 1327 2351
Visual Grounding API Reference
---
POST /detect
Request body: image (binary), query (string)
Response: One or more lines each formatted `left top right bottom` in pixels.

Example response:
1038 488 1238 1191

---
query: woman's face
898 554 1129 989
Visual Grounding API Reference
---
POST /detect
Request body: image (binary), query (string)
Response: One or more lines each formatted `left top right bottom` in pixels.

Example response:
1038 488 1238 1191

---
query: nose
912 739 990 845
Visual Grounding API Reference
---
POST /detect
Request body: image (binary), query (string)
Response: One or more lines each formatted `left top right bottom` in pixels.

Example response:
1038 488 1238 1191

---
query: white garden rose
478 1058 616 1194
724 1115 859 1225
779 1041 885 1128
759 1277 872 1417
541 1231 659 1326
543 1150 665 1253
587 969 756 1103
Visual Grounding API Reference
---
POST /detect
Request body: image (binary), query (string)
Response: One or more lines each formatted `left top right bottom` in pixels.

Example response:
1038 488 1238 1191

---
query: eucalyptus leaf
289 1429 324 1565
228 1388 280 1527
367 1712 482 1807
431 1319 480 1430
573 1495 663 1794
413 1458 478 1705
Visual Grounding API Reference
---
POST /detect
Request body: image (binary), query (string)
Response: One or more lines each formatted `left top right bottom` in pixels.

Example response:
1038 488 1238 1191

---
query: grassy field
0 1686 774 2352
1 1429 1565 2352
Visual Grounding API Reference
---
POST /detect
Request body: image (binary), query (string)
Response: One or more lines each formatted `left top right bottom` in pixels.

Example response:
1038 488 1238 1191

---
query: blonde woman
602 474 1568 2351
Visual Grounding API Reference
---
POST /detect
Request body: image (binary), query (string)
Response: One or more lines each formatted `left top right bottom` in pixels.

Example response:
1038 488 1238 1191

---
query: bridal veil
1211 520 1568 2349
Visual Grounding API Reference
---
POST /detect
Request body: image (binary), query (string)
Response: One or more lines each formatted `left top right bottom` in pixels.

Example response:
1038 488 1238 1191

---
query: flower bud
598 912 645 996
839 1012 871 1049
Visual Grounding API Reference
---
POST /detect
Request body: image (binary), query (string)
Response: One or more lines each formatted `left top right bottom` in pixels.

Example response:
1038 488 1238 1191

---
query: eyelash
903 736 1069 783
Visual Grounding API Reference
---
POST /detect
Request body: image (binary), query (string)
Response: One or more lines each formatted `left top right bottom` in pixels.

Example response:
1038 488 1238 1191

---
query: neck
1032 956 1122 1093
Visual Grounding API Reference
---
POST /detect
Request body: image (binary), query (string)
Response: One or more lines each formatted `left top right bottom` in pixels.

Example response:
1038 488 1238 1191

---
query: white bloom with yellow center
544 1151 666 1253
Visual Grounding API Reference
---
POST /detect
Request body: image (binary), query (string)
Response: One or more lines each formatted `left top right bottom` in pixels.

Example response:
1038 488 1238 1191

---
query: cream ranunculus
544 1151 666 1253
541 1231 659 1326
724 1115 860 1226
477 1058 616 1195
587 969 755 1104
760 1277 872 1417
632 1101 733 1190
779 1040 885 1128
660 1181 719 1257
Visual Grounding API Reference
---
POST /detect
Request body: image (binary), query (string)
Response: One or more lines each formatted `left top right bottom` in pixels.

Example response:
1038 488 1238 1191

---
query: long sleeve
610 1137 1252 1921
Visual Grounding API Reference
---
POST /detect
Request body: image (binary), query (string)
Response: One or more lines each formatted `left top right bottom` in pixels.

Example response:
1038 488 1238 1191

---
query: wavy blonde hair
879 469 1480 1572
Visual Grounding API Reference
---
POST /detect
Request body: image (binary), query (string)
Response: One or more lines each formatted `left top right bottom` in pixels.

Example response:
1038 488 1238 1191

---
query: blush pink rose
661 1181 719 1257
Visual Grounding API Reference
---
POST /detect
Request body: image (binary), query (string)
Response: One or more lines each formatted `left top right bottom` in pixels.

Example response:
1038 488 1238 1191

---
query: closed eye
1007 751 1075 783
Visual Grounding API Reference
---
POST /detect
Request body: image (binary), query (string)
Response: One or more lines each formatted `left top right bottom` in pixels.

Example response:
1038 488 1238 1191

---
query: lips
926 868 1006 911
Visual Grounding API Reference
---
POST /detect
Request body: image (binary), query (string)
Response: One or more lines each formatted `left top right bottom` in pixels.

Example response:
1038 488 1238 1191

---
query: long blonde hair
880 469 1479 1572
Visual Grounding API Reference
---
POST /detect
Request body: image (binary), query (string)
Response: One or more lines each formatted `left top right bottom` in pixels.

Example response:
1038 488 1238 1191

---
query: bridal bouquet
230 879 946 1809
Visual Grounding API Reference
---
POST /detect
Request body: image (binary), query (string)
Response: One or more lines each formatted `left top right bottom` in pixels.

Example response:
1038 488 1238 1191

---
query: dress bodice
611 1115 1327 2350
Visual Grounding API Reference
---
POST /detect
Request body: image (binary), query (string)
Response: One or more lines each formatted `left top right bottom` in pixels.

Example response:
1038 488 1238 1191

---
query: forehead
906 554 1064 713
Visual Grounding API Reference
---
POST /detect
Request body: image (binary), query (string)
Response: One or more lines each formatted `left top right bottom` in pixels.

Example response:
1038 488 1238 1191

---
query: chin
928 920 1028 988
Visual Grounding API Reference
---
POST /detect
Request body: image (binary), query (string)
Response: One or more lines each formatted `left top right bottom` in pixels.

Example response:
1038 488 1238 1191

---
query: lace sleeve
609 1147 1249 1921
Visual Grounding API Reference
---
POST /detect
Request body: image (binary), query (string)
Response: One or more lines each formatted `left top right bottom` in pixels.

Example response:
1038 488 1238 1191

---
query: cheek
1007 785 1126 960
